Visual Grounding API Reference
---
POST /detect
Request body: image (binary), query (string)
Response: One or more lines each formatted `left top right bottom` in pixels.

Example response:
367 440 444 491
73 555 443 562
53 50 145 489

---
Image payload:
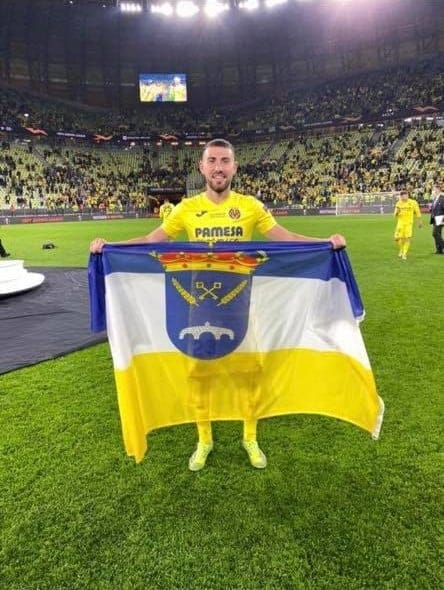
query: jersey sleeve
252 199 277 235
161 202 184 238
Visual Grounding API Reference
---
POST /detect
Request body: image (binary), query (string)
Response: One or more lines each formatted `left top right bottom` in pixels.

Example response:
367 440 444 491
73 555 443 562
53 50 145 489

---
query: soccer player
90 139 346 471
158 198 174 221
394 190 422 260
168 76 187 102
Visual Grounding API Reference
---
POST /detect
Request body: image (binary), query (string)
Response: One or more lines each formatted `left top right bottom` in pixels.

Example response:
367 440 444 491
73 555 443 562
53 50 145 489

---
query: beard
207 176 231 194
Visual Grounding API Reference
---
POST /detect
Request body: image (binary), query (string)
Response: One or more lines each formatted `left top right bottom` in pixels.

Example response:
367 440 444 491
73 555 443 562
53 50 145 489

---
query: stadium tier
1 118 442 215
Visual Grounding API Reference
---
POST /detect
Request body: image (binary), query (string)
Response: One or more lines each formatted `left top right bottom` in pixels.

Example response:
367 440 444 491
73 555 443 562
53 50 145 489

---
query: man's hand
328 234 346 249
90 238 107 253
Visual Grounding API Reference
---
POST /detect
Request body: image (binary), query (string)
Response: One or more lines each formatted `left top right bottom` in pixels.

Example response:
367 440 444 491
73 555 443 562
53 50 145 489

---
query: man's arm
414 202 423 227
89 226 170 253
265 223 346 249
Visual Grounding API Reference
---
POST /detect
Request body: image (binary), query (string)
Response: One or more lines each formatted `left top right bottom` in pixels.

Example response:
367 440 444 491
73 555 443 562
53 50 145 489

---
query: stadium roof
1 0 442 109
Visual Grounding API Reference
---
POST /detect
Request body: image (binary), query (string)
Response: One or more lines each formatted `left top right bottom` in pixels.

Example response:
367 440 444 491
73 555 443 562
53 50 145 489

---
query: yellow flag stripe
115 348 382 462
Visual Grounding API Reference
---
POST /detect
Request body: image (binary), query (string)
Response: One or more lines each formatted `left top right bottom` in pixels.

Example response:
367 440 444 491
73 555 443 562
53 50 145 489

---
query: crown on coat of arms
150 250 268 274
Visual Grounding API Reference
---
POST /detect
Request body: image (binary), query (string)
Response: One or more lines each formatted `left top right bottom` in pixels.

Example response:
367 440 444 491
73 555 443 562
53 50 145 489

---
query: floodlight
119 2 143 12
239 0 259 11
176 1 200 17
204 1 229 18
151 2 174 15
265 0 287 8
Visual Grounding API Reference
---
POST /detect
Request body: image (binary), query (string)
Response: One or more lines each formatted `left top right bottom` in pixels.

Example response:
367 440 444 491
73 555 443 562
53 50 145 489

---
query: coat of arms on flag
151 250 268 359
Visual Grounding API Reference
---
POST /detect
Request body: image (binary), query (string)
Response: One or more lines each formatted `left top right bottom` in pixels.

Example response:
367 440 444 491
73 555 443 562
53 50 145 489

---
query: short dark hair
400 190 408 196
202 138 235 155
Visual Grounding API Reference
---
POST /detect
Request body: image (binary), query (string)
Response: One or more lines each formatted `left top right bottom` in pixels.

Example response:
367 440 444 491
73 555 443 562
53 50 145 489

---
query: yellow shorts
394 223 413 240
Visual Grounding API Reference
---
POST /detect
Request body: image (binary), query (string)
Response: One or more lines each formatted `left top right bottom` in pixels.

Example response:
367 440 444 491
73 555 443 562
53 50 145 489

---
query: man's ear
198 160 204 175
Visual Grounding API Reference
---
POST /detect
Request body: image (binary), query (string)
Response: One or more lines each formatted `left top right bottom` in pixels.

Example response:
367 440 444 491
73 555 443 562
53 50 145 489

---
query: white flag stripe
106 272 370 370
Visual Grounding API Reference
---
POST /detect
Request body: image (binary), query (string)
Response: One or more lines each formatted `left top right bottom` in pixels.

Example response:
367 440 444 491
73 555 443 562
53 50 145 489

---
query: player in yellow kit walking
394 190 422 260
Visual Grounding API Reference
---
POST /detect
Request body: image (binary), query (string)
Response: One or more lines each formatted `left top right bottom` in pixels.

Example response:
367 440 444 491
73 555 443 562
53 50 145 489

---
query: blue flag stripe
88 242 364 333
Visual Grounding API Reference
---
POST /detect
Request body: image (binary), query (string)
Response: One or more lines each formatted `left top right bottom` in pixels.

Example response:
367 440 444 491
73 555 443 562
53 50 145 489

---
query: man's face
199 146 238 194
400 192 408 201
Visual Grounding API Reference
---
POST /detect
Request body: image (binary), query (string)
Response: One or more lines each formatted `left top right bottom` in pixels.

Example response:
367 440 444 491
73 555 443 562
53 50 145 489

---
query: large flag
89 242 383 462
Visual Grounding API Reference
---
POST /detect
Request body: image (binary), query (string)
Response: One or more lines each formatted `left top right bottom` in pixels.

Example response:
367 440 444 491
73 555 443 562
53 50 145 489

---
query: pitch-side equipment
335 191 400 215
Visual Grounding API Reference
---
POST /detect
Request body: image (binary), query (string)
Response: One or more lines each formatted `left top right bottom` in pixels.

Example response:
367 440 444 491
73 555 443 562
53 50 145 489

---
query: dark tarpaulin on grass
0 267 107 375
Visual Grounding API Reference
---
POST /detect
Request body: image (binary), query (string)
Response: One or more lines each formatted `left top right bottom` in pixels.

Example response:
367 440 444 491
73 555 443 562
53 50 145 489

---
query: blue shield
165 269 252 360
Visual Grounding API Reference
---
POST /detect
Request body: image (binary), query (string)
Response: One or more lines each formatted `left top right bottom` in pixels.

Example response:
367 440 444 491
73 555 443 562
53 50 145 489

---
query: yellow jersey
394 198 421 225
161 191 277 242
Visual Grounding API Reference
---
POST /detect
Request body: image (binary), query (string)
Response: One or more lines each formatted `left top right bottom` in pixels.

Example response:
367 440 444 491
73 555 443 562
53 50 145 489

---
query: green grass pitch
0 215 441 589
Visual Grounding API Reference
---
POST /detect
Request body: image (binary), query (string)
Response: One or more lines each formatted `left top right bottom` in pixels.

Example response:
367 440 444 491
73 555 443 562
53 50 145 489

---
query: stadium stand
0 58 443 214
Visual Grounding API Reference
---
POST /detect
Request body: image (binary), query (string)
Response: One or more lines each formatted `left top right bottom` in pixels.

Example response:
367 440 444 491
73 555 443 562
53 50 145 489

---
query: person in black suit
430 182 444 254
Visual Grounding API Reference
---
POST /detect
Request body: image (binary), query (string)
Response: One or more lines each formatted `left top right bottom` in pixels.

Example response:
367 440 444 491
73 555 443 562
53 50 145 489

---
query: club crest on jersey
150 250 268 359
228 208 241 220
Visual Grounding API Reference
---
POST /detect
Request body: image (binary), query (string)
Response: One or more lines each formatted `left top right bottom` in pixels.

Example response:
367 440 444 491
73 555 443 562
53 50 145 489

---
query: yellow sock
197 421 213 445
403 241 410 255
243 419 257 442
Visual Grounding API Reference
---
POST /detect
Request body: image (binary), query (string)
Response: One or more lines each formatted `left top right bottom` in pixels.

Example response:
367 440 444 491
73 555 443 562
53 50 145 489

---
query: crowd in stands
234 57 443 132
0 142 197 213
1 57 442 137
0 57 443 214
234 122 443 209
1 118 442 214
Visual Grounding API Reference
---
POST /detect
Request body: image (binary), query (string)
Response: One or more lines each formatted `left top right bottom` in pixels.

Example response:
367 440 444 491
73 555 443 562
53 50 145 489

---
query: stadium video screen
139 73 188 103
